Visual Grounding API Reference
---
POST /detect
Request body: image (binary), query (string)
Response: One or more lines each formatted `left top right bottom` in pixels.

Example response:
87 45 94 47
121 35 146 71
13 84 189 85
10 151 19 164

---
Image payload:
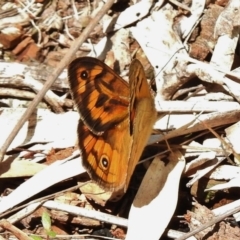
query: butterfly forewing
125 59 157 191
68 57 129 134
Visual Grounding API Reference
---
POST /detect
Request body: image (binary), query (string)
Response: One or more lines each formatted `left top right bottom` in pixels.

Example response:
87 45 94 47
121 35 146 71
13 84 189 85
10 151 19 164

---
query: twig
168 0 191 12
176 205 240 240
0 219 32 240
0 75 70 108
71 0 79 20
0 202 43 232
0 0 116 162
43 200 128 227
30 19 42 45
0 185 79 219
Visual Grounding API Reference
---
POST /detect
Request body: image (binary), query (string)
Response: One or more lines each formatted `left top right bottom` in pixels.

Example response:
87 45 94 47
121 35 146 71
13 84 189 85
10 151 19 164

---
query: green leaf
30 235 42 240
46 230 57 238
41 211 51 231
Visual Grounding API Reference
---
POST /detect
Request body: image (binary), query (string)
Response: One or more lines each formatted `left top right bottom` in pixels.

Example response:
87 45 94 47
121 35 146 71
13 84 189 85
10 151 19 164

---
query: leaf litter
0 0 240 239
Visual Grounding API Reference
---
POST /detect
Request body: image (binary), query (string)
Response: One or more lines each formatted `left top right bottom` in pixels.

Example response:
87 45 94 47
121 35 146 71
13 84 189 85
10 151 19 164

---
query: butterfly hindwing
78 118 132 191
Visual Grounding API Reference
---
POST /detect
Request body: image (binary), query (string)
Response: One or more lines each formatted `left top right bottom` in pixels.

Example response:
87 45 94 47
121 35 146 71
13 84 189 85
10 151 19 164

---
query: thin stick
0 219 32 240
168 0 191 12
0 0 115 162
176 205 240 240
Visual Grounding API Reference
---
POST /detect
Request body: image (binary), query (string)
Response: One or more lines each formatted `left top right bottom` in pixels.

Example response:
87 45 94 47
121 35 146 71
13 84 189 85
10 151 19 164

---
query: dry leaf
126 151 185 240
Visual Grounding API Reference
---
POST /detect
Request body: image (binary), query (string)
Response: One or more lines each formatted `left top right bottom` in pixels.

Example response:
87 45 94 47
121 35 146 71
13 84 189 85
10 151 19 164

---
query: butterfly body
68 57 156 192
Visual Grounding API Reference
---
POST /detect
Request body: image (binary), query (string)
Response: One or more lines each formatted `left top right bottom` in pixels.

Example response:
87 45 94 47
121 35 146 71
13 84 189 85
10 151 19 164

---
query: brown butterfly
68 57 156 193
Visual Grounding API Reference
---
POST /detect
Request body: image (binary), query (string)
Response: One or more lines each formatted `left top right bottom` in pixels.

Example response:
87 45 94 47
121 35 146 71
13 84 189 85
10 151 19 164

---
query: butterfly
68 57 156 193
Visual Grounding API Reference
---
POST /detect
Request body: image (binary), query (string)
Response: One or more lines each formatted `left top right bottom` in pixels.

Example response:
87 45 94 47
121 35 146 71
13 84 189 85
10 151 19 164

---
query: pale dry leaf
0 3 31 26
212 199 240 222
185 137 226 186
18 144 52 163
155 100 240 113
110 28 131 72
0 153 84 214
0 99 48 109
126 151 185 240
184 141 204 158
87 36 109 58
0 108 78 151
186 63 240 103
211 0 239 72
204 92 234 101
213 199 240 216
225 122 240 162
103 0 157 32
158 109 240 142
203 138 222 148
52 193 101 227
207 165 240 180
179 0 206 39
0 160 46 178
206 175 240 191
210 32 239 71
222 79 240 112
0 61 69 90
154 114 198 133
185 151 216 174
40 12 63 31
214 0 240 37
79 182 115 206
193 64 225 85
187 202 215 239
234 213 240 222
186 158 225 188
131 4 188 100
